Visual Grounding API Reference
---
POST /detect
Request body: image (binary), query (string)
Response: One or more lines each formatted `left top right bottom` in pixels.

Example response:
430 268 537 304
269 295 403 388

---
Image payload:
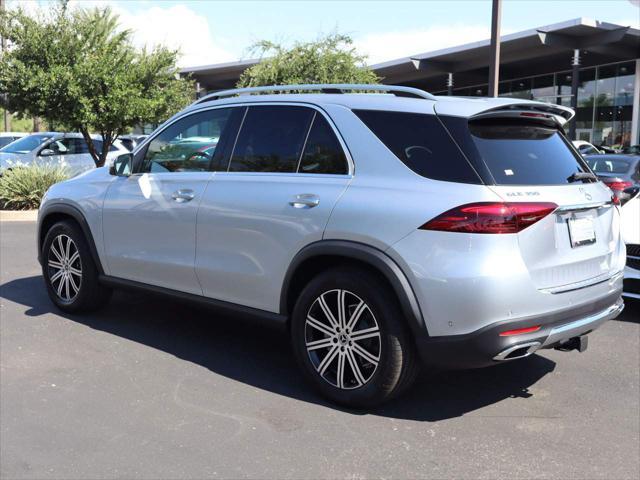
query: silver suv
38 84 626 407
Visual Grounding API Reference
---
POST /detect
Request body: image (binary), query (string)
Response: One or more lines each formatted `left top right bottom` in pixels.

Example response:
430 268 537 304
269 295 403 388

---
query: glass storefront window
593 62 635 148
531 74 555 102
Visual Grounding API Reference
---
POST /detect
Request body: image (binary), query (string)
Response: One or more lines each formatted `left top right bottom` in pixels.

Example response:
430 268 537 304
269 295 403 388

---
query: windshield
586 158 632 174
0 135 52 154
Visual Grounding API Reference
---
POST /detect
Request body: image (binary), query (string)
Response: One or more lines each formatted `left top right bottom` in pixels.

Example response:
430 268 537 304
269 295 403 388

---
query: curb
0 210 38 222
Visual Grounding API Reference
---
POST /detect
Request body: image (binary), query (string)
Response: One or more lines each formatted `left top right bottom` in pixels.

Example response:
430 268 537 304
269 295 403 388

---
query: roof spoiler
469 103 575 128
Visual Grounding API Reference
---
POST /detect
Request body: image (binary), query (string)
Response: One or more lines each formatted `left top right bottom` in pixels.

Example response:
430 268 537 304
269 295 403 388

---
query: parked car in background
0 132 129 176
585 154 640 203
573 140 602 156
0 132 27 149
620 189 640 300
37 84 625 407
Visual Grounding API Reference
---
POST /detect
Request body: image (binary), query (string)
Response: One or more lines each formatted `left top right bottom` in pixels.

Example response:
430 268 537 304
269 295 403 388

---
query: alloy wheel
47 234 82 302
305 289 381 390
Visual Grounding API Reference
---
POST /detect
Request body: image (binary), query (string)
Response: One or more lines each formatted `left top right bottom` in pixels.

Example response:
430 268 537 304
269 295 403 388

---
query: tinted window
229 106 314 173
467 120 589 185
142 108 231 173
299 114 348 174
2 134 51 154
354 110 480 184
586 157 632 174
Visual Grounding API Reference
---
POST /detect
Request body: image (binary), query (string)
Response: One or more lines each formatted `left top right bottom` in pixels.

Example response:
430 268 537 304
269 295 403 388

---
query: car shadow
1 275 558 421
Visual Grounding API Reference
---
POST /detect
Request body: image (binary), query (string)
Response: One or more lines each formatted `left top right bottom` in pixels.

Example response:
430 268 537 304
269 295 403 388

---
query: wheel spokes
48 234 82 302
305 289 381 390
318 293 339 329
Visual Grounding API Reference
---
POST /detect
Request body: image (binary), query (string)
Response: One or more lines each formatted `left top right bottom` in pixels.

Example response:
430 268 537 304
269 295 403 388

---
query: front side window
141 108 232 173
228 106 314 173
299 114 348 174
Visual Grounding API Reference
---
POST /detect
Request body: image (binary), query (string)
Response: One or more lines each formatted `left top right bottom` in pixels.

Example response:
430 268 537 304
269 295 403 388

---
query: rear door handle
171 189 195 203
289 194 320 209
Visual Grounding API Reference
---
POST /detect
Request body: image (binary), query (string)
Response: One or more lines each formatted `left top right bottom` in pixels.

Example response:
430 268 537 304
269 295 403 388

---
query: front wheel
291 268 418 408
42 220 111 313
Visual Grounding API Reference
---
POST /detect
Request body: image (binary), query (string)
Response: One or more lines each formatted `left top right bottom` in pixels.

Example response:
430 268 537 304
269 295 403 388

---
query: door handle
171 189 195 203
289 194 320 209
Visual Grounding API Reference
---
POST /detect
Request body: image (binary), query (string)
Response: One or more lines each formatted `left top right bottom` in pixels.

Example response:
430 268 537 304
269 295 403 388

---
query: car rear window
586 157 631 174
440 116 589 186
353 110 481 184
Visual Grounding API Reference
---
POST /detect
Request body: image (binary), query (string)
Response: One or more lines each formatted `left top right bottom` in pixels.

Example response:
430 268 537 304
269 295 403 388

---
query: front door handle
289 194 320 209
171 189 195 203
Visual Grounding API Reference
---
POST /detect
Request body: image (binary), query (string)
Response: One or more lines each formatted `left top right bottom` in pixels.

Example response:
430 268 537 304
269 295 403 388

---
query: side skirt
99 275 288 331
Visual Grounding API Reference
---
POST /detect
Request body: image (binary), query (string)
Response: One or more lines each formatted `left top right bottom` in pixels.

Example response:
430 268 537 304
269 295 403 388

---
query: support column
446 73 454 96
569 49 580 141
488 0 502 97
631 59 640 145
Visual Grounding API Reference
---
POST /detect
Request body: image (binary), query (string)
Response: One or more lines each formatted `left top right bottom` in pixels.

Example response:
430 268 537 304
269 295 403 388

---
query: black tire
291 267 418 408
42 220 111 313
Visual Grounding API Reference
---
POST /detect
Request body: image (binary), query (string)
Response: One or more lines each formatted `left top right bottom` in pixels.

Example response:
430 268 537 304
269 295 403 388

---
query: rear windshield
440 117 588 186
353 110 481 184
586 157 631 174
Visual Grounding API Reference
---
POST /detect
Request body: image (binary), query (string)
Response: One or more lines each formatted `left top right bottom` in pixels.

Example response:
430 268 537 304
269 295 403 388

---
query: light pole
488 0 502 97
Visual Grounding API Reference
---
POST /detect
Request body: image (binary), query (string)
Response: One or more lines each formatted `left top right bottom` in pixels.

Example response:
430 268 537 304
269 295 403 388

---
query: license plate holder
567 216 596 248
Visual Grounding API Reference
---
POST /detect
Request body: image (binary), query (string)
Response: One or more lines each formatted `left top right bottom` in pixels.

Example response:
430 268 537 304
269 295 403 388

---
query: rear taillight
420 202 558 234
605 180 633 192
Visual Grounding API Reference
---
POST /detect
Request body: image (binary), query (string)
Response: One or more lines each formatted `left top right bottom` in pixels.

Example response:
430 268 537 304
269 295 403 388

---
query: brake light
420 202 558 234
604 180 633 192
499 325 541 337
519 112 549 119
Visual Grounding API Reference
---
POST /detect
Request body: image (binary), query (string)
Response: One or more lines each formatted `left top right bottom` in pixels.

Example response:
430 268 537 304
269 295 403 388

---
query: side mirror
39 148 56 157
109 153 132 176
620 186 640 207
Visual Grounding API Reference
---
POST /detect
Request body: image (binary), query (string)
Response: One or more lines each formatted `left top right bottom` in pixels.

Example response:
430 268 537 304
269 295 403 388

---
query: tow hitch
555 335 589 353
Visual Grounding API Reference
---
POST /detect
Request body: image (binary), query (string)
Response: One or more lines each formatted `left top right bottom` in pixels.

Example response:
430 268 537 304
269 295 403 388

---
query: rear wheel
42 221 111 313
291 267 418 408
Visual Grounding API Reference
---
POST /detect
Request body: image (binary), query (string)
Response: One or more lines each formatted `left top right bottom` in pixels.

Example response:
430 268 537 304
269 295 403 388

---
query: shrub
0 164 68 210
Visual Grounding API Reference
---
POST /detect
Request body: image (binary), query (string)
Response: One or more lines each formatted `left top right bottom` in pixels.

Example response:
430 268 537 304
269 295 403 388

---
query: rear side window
299 114 348 174
441 116 589 186
229 106 314 173
353 110 481 184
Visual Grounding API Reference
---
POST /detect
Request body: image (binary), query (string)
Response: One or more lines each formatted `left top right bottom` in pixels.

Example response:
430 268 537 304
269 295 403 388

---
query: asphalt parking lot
1 220 639 480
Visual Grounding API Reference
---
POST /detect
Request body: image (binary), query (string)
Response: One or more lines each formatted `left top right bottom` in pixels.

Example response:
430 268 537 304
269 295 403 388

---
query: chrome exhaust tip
493 341 541 362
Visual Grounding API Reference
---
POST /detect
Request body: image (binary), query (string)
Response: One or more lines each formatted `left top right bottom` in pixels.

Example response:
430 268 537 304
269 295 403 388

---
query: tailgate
490 182 622 291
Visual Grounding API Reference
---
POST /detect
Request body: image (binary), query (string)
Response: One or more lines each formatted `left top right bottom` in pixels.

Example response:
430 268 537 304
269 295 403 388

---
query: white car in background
0 132 129 177
621 191 640 300
572 140 602 156
0 132 27 149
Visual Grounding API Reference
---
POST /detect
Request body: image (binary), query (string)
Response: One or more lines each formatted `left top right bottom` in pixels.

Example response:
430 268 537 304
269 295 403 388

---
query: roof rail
194 84 437 104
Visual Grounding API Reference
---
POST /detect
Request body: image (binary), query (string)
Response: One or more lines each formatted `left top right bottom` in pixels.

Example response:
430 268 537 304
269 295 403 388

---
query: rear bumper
415 293 624 369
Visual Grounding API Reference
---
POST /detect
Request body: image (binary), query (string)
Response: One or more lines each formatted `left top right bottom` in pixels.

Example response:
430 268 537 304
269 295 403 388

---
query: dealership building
181 18 640 148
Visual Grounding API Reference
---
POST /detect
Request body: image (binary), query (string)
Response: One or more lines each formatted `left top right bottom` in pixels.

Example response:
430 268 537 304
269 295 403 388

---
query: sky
9 0 640 68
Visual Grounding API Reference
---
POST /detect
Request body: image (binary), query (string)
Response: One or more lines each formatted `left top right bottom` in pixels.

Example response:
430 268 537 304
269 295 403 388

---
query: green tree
0 3 194 166
237 33 379 88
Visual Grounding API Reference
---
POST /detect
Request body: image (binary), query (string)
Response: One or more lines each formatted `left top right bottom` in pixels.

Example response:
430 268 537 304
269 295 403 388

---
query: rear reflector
499 325 541 337
420 202 558 234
